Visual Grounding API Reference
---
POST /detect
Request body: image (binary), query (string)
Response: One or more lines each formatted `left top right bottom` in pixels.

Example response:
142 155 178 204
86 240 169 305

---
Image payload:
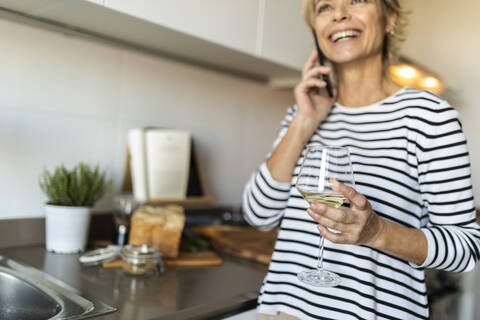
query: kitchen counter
0 245 268 320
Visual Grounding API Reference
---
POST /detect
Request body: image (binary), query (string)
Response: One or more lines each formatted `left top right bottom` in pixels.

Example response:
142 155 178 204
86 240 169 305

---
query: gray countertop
0 245 268 320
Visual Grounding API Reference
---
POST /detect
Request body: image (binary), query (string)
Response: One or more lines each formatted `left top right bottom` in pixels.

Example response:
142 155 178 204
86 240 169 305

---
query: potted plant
39 163 113 253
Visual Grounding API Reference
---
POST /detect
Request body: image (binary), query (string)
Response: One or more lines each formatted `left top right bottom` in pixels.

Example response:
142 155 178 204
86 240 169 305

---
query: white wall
401 0 480 207
0 18 294 219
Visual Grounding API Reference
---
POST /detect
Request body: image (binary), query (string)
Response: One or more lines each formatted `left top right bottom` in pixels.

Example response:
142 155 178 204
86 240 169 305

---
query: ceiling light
388 59 445 95
423 77 439 88
395 66 417 79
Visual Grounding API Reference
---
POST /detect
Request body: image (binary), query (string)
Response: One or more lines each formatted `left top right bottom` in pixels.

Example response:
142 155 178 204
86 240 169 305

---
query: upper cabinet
84 0 103 5
0 0 311 84
104 0 260 55
260 0 313 70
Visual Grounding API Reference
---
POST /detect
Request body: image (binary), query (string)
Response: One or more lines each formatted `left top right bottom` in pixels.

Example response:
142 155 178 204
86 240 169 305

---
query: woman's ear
385 10 398 35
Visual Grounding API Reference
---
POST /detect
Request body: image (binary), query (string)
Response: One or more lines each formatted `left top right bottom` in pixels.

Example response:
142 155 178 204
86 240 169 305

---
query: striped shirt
242 88 480 320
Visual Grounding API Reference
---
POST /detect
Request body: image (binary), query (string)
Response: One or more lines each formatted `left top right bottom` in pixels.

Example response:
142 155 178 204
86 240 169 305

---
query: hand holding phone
312 29 333 98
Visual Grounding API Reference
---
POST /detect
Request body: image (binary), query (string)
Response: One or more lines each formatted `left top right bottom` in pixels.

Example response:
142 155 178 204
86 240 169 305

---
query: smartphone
312 28 333 98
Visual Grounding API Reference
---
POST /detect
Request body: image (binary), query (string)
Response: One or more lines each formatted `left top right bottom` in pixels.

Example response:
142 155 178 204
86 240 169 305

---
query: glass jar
120 244 163 276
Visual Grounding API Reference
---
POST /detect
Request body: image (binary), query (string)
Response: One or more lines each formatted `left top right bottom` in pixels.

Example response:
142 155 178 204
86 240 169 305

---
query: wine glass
296 145 355 287
112 194 138 246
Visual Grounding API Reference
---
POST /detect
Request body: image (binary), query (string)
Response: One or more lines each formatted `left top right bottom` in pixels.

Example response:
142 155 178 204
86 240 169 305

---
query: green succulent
39 163 113 207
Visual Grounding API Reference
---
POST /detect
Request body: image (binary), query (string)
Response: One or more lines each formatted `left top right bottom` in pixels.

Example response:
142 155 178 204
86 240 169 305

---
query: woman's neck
334 56 401 108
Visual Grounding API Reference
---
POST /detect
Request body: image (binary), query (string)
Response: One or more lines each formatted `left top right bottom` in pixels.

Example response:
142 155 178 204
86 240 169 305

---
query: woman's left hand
307 180 385 247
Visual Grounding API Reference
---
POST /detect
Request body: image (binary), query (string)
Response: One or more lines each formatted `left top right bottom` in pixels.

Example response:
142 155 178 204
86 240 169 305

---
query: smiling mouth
330 30 361 43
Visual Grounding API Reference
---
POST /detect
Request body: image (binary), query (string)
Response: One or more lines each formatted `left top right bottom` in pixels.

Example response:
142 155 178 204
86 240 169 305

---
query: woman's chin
328 52 380 67
329 56 359 66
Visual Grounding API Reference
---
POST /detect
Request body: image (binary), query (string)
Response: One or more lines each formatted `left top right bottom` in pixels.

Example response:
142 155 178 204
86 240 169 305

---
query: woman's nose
333 3 351 22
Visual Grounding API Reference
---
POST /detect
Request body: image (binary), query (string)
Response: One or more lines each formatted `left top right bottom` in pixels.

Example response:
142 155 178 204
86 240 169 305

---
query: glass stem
317 235 324 271
117 225 127 246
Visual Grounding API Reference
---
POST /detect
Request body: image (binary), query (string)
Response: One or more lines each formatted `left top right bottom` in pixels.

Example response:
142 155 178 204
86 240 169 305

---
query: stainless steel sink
0 255 116 319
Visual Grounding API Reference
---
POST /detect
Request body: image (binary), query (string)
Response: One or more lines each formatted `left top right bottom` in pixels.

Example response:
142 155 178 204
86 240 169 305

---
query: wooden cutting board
102 250 222 268
164 251 222 266
192 226 277 265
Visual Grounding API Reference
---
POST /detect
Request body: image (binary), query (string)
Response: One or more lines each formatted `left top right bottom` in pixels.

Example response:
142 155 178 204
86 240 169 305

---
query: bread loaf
129 205 185 258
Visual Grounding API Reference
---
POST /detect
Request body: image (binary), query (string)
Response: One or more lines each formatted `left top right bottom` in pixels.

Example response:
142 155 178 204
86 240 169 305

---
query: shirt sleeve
411 101 480 272
242 105 297 229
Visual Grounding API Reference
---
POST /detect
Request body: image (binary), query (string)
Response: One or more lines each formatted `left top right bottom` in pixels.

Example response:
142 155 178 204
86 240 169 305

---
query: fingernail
330 179 340 189
312 203 325 211
317 224 325 234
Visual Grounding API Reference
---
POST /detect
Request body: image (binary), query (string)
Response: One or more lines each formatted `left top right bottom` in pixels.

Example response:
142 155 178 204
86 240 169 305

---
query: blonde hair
303 0 409 66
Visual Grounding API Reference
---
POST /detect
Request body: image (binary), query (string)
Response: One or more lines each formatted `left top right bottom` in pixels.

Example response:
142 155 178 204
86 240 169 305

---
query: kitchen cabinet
104 0 312 72
84 0 103 5
0 0 302 83
261 0 313 70
0 0 59 14
104 0 260 55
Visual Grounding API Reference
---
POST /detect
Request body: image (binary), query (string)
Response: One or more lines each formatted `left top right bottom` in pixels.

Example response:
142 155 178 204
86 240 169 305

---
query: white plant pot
45 205 91 254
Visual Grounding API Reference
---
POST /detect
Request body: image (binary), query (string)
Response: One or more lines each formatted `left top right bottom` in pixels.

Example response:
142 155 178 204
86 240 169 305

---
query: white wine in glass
296 145 355 287
298 190 346 209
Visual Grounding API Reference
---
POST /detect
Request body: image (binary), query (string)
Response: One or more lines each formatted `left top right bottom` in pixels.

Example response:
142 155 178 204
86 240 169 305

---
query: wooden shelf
147 196 214 206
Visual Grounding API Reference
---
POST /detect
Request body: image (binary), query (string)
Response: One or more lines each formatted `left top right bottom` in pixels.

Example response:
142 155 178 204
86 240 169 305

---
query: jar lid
79 245 121 265
120 244 162 260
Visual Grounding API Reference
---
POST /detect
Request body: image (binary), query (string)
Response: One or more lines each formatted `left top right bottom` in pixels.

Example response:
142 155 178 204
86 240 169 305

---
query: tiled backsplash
0 218 45 249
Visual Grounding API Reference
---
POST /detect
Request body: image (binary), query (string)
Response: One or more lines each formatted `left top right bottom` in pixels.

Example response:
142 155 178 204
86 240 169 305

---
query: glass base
297 269 341 287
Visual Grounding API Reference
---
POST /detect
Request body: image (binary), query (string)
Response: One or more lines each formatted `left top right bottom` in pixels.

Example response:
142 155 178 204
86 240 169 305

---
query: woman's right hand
293 50 336 137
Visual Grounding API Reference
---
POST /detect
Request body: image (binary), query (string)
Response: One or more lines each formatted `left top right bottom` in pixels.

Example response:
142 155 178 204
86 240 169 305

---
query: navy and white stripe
242 88 480 319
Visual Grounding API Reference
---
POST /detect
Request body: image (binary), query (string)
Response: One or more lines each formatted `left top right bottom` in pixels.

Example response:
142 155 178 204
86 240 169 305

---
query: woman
242 0 480 319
